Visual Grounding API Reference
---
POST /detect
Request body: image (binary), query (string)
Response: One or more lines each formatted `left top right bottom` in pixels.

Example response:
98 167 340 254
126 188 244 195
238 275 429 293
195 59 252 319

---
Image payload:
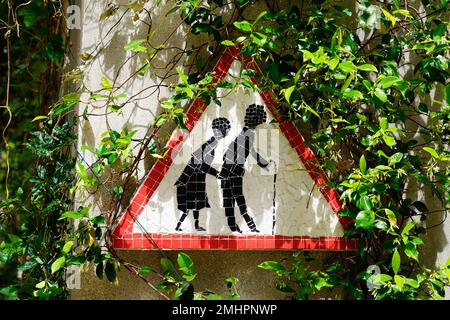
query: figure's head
244 104 267 129
212 117 231 139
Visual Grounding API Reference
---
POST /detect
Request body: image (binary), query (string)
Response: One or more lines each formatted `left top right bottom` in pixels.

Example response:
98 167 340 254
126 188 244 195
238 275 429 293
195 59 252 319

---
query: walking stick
272 161 277 235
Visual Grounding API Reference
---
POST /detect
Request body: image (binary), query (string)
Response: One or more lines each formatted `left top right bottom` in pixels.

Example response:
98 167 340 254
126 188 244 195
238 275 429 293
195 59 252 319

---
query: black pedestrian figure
175 117 231 232
218 104 271 233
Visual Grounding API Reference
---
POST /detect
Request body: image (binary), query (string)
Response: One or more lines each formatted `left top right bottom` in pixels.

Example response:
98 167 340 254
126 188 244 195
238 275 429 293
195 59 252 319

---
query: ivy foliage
219 0 449 299
0 0 72 299
157 0 450 299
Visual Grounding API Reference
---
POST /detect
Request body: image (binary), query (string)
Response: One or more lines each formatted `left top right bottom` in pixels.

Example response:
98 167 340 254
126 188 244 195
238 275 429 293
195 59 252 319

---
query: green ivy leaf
174 282 194 300
409 236 424 246
338 61 357 73
301 50 314 61
343 90 363 101
254 11 268 24
207 293 224 300
418 103 428 113
160 257 174 274
52 101 77 117
62 93 80 103
359 155 367 174
32 116 49 122
355 210 376 230
258 261 286 272
105 261 118 283
385 209 398 229
108 104 122 113
90 215 106 225
394 275 405 289
389 153 403 166
233 21 252 32
251 32 268 47
176 67 188 84
374 88 388 103
62 241 74 254
404 242 419 261
357 195 373 211
0 286 18 300
358 64 378 72
59 211 85 220
380 274 393 282
126 1 144 12
96 263 104 280
328 58 339 70
221 40 235 46
381 8 398 26
101 77 113 92
375 220 389 230
392 250 401 274
113 185 123 199
423 147 440 159
382 134 396 147
177 252 195 279
393 9 412 18
378 76 400 89
99 6 118 21
283 86 295 103
405 278 419 288
139 266 153 274
402 221 416 235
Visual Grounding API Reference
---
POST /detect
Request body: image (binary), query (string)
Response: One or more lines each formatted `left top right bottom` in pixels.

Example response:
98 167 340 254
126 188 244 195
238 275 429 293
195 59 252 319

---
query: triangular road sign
113 46 357 250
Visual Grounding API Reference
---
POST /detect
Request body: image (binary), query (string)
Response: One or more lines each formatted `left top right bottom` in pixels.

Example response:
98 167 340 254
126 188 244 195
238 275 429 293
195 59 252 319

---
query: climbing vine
1 0 450 300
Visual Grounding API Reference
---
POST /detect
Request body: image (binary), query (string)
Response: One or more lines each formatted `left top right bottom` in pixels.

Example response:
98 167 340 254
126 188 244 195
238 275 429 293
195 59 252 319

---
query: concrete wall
69 0 450 299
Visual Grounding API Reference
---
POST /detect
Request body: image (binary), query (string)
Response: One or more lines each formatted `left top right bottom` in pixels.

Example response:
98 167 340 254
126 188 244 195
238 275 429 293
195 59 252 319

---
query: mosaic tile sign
112 47 357 250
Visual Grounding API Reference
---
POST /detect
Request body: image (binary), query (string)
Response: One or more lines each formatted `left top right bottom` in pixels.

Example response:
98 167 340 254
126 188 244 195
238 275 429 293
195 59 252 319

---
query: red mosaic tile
228 240 238 250
113 238 123 248
281 238 293 249
199 237 211 249
309 238 320 250
191 237 200 249
112 233 358 250
172 237 181 249
265 236 276 248
210 237 220 249
123 239 134 249
128 202 142 215
275 238 284 249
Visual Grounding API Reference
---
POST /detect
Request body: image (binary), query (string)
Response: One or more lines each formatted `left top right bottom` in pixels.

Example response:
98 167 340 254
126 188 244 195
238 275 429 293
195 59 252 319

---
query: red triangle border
112 46 357 250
